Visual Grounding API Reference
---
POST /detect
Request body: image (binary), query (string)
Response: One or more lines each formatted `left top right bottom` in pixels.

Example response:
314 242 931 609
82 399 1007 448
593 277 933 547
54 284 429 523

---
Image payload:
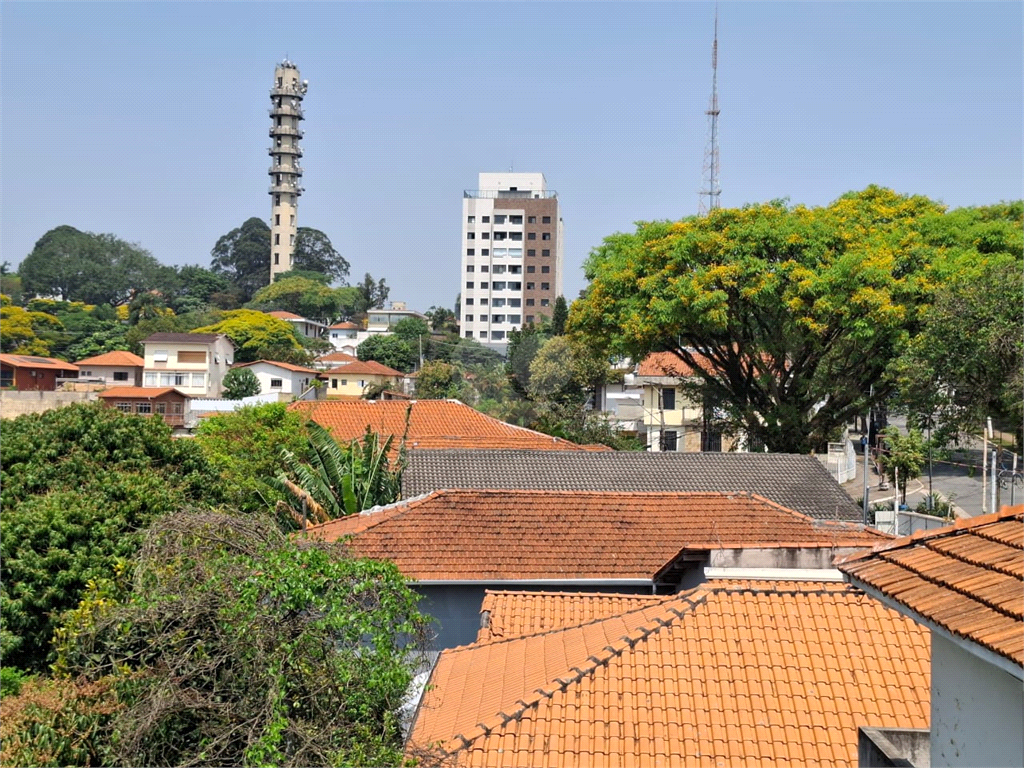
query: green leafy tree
292 227 350 283
54 511 429 768
0 404 220 670
572 186 947 453
169 265 232 314
505 323 545 396
210 217 271 302
247 274 345 323
550 295 569 335
127 291 170 325
275 422 405 525
878 427 927 505
355 273 390 314
194 403 311 516
0 304 63 355
357 333 417 373
426 305 458 334
415 360 463 399
194 309 303 363
0 267 24 305
221 367 262 399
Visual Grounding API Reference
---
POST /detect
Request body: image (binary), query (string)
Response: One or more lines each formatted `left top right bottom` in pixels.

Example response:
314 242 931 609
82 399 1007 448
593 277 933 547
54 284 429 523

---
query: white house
231 360 320 400
266 310 328 340
327 321 360 355
141 333 235 398
74 350 145 387
840 506 1024 768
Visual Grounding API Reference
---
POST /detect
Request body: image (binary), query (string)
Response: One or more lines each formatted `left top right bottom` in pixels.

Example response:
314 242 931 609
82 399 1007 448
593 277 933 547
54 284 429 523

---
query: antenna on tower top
698 3 722 216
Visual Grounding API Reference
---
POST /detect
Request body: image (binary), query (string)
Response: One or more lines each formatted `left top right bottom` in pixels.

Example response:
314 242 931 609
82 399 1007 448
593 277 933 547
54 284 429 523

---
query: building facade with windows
460 173 564 350
74 351 145 388
141 333 235 398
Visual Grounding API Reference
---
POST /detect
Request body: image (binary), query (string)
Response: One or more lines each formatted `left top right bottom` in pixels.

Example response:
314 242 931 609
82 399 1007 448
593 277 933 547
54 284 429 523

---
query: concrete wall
930 633 1023 767
0 390 97 418
709 547 864 570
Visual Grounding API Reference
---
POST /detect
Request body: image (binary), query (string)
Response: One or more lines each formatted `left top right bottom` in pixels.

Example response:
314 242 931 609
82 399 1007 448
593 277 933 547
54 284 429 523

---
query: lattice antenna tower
698 5 721 216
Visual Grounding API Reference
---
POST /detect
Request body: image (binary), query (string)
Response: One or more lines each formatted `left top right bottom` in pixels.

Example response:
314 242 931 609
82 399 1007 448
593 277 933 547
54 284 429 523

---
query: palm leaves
273 421 405 528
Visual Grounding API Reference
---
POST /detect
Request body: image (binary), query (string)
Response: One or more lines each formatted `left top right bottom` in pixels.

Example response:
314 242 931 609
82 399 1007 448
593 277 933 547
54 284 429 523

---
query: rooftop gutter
411 577 653 587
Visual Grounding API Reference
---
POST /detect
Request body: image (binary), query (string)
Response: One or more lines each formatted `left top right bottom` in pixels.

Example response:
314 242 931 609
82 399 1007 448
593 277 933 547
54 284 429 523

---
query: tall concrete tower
268 59 308 281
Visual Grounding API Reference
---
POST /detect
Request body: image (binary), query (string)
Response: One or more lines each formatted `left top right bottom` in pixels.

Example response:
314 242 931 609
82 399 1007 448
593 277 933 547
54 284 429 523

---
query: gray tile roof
402 450 864 522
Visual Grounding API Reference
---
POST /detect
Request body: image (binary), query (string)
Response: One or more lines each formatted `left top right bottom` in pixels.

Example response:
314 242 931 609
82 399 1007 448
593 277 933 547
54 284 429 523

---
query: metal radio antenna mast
698 4 721 216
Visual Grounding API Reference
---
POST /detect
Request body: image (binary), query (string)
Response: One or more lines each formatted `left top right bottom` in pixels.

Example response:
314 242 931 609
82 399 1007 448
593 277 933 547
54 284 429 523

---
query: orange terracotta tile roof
322 360 403 377
304 489 888 581
73 350 145 367
232 359 320 375
289 399 606 453
329 321 359 330
267 310 303 320
407 581 930 767
97 386 187 399
636 351 714 377
838 505 1023 667
317 351 359 364
0 354 78 371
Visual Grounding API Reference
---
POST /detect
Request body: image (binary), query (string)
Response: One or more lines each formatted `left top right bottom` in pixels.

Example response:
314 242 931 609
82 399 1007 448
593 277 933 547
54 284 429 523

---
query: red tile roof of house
73 350 145 368
322 360 403 377
267 310 303 320
304 489 887 581
317 351 359 364
289 399 608 453
636 351 714 377
0 354 78 371
838 505 1023 667
232 359 320 375
329 321 359 330
407 581 930 766
97 386 188 399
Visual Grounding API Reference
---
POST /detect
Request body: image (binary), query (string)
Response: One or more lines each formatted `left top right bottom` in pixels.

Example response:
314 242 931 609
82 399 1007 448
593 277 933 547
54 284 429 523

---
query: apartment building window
491 281 505 290
482 216 490 223
662 387 676 411
465 314 473 322
526 299 535 306
509 248 522 258
526 314 535 323
540 298 550 307
481 248 489 256
492 265 506 274
510 232 523 241
492 315 505 323
467 215 475 223
467 248 475 256
466 265 475 272
275 214 281 225
480 282 489 289
481 232 490 239
527 265 536 273
274 253 280 265
467 232 475 239
527 232 536 240
509 298 521 307
542 233 551 240
508 314 521 324
466 281 474 289
270 378 283 389
541 282 550 290
290 215 295 225
542 216 551 223
491 330 505 340
528 216 536 223
479 298 488 305
492 298 506 307
509 282 522 290
542 249 550 257
509 215 523 224
494 214 506 224
465 331 473 338
527 249 536 257
661 430 679 451
541 265 551 274
493 232 506 241
479 331 487 338
509 265 521 274
527 282 535 290
465 298 474 305
274 234 281 245
480 265 489 272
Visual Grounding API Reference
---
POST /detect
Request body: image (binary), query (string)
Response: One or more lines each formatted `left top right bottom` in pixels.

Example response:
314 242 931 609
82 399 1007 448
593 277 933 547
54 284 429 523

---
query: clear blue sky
2 2 1021 311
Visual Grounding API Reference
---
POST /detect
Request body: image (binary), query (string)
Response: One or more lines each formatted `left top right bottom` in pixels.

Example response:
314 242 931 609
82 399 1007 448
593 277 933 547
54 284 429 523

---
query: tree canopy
210 217 272 302
194 309 304 363
247 275 346 323
571 186 964 453
221 367 262 399
292 227 350 283
357 334 416 373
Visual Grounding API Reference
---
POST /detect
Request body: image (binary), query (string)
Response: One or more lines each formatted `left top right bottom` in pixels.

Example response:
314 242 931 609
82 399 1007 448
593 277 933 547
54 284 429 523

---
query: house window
275 214 281 225
702 431 723 452
153 350 168 362
331 378 338 389
270 378 283 389
145 372 157 386
178 351 206 364
116 402 132 413
662 388 676 411
172 402 183 414
192 373 205 387
661 430 678 451
542 216 551 223
274 253 280 265
137 402 152 414
113 371 129 382
156 402 167 414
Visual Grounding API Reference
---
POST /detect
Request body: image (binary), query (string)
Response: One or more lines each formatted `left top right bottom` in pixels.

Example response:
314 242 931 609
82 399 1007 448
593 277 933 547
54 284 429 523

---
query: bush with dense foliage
221 366 262 399
55 511 429 767
0 404 221 670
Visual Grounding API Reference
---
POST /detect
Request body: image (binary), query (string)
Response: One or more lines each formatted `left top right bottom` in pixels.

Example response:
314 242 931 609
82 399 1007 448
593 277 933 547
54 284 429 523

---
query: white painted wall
930 633 1024 767
240 362 316 398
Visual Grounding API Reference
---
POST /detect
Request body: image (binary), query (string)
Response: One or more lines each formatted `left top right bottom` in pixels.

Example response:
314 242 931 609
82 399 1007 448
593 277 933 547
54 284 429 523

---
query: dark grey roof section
402 450 864 522
142 332 226 345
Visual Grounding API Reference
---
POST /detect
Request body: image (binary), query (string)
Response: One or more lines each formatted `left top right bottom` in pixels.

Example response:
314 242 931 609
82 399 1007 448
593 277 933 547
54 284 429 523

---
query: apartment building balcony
268 143 303 157
269 104 304 119
269 125 303 139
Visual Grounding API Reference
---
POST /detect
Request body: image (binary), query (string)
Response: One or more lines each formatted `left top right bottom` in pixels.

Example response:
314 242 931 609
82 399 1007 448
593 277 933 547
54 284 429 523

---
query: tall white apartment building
460 173 564 350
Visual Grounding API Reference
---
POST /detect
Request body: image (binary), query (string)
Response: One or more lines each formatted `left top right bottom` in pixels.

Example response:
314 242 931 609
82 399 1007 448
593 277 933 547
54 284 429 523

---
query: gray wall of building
930 633 1023 767
0 390 97 418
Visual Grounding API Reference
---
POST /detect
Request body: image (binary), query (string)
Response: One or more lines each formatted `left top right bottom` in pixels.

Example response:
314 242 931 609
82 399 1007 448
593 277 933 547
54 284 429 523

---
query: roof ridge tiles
439 591 710 758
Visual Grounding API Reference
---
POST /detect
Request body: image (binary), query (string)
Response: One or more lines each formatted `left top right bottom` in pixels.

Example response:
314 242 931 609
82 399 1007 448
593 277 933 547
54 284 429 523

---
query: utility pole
863 385 872 524
982 418 990 512
991 447 998 513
